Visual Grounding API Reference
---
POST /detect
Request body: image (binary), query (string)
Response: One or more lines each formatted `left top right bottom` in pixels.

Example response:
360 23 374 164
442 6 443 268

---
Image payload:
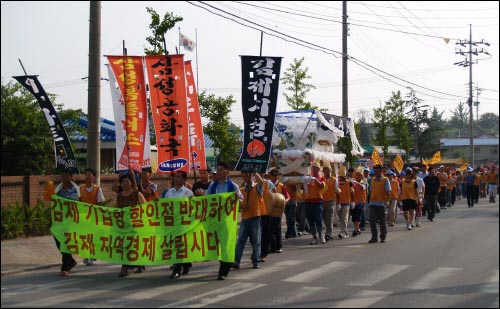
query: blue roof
72 116 215 147
440 138 499 147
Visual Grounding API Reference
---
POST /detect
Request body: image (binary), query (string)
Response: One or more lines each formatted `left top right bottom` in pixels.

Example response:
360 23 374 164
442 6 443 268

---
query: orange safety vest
80 184 99 204
401 179 417 200
240 183 265 220
370 177 388 203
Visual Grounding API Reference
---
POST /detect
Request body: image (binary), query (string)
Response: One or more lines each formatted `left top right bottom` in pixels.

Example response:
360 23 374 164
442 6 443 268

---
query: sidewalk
1 235 61 276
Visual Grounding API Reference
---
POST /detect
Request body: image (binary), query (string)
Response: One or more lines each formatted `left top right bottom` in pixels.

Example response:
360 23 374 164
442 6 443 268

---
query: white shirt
162 186 193 198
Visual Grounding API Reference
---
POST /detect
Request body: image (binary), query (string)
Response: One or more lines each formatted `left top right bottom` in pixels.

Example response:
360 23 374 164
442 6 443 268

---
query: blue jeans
305 202 323 236
284 202 297 237
234 216 261 266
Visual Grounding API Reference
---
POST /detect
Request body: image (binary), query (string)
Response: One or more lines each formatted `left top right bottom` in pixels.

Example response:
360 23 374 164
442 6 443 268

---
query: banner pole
18 59 28 75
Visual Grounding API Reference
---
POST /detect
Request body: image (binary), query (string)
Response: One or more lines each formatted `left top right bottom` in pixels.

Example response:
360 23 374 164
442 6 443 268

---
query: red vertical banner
107 56 148 172
145 55 190 174
184 61 207 171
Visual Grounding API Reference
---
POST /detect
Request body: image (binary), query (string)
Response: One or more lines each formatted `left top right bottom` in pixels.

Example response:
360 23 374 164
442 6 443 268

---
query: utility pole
474 84 481 123
342 1 348 118
454 24 490 169
87 1 101 184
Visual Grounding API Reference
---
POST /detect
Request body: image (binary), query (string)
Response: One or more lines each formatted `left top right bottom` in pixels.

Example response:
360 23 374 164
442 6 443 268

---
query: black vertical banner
13 75 79 174
235 56 282 173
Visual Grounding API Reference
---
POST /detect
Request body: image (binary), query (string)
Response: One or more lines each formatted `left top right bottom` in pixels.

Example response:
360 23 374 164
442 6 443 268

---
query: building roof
440 138 499 147
362 145 406 155
72 116 215 147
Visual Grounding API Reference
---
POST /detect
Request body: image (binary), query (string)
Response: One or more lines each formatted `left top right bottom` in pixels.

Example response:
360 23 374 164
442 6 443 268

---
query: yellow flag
428 151 441 164
421 157 429 168
371 147 383 166
458 163 468 171
393 154 404 173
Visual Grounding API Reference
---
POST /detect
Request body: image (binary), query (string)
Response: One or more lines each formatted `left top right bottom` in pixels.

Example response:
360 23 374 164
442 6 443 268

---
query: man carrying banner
232 168 266 271
55 170 80 276
80 168 106 266
206 161 243 280
163 171 194 279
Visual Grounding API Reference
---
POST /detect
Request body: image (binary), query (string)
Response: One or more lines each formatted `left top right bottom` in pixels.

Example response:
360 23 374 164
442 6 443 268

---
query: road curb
1 263 59 276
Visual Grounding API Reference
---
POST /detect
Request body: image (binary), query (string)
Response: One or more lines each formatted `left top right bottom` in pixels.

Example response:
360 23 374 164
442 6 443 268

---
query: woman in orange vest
399 168 418 230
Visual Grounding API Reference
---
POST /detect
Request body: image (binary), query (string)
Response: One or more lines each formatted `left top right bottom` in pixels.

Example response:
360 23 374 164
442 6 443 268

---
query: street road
2 199 498 308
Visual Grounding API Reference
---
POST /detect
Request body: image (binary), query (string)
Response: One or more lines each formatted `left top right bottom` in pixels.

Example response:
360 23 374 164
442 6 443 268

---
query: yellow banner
421 158 429 168
371 147 383 166
51 193 240 265
393 154 404 173
428 151 441 164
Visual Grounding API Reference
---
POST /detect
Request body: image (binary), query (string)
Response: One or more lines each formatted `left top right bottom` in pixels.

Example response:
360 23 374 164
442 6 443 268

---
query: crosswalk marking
283 261 354 283
408 267 462 290
331 290 393 308
1 278 74 297
159 282 266 308
10 280 140 308
266 286 328 307
481 269 499 294
86 282 206 308
347 264 409 286
230 260 303 280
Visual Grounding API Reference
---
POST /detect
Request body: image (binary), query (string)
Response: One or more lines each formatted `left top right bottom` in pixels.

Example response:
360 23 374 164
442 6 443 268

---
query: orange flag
393 154 404 174
428 151 441 164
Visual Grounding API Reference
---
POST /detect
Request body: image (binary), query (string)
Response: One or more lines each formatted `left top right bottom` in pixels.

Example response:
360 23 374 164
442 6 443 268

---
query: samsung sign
158 159 188 172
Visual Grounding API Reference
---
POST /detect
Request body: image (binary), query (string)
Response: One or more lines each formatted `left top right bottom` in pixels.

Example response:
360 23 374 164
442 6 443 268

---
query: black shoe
231 264 240 270
135 266 145 273
380 239 386 243
324 235 331 241
182 267 190 275
170 272 180 279
67 260 77 272
217 275 225 280
276 249 283 253
253 264 260 269
368 239 378 243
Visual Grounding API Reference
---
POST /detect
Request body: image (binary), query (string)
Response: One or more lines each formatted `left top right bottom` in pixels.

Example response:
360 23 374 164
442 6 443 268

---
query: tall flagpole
178 27 181 55
195 28 199 90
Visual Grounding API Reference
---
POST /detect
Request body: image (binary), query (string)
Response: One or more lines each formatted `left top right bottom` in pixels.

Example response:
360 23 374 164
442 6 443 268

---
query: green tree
355 109 372 146
405 88 430 164
420 107 445 158
386 91 412 164
198 91 241 165
478 112 499 135
1 81 82 175
448 101 468 136
373 103 392 164
281 57 318 110
144 7 183 56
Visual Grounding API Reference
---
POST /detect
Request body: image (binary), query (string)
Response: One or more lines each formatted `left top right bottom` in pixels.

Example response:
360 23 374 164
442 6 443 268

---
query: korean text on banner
371 147 383 166
107 56 148 172
50 193 240 264
13 75 79 174
236 56 282 173
106 63 151 172
145 55 191 174
185 61 206 171
393 153 405 173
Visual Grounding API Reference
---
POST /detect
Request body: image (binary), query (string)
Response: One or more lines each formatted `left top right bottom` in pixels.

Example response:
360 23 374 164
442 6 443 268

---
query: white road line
10 280 139 308
86 282 206 308
230 259 303 280
1 278 75 297
408 267 462 290
283 261 354 283
267 286 328 307
331 290 392 308
159 282 266 308
347 264 409 286
481 269 499 294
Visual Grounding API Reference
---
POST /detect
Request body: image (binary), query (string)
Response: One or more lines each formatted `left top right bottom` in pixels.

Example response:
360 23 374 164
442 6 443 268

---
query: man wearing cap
423 167 440 220
268 169 289 253
367 165 391 243
464 168 476 208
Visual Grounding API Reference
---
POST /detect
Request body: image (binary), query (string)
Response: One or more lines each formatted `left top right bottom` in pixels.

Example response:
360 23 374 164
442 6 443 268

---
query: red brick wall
1 173 244 208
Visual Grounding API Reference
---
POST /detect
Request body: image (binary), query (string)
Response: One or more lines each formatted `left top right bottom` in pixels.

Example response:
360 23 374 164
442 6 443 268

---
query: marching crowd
52 162 499 280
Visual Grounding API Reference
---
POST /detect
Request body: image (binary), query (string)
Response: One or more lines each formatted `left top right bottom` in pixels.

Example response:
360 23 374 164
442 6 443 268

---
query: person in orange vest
351 168 367 237
486 166 499 203
386 170 399 227
79 168 106 266
268 168 289 254
368 165 391 243
336 166 354 239
304 161 326 245
322 162 338 242
399 168 419 230
232 168 266 271
138 168 158 202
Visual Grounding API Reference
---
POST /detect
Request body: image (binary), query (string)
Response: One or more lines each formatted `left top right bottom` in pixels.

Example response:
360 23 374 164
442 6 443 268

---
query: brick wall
1 173 244 208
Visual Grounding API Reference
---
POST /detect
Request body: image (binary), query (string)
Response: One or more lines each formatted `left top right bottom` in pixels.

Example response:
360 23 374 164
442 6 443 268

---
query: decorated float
270 110 365 197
